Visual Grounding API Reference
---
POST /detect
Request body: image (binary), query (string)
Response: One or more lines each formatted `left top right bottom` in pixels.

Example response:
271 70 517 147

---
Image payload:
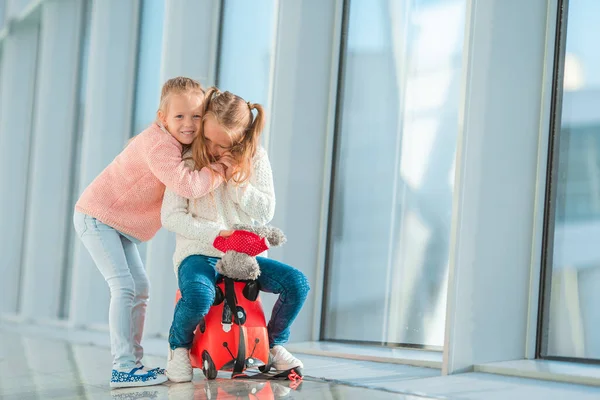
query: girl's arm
227 147 276 225
146 139 224 199
161 188 223 241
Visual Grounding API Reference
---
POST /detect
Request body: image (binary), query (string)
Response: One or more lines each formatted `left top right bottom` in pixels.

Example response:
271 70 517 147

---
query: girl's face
159 93 203 145
203 115 233 159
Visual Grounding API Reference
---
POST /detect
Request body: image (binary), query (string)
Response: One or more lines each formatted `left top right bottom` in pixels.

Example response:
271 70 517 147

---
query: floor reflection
0 329 432 400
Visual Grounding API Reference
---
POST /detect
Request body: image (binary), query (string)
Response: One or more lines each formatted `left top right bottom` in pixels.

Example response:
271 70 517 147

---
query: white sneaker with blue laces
110 366 168 389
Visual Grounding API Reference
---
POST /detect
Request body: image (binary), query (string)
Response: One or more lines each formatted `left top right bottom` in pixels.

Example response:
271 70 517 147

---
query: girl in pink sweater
73 77 225 388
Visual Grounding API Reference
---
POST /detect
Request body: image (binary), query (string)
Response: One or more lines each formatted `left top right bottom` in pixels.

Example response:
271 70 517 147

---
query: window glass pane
131 0 165 137
544 0 600 360
217 0 276 108
323 0 465 347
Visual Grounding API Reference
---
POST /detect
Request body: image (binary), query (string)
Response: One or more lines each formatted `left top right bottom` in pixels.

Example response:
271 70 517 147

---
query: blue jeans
73 211 149 370
169 254 310 349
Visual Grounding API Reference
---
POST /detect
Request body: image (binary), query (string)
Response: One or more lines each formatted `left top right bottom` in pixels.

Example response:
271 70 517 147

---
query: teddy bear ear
266 226 287 247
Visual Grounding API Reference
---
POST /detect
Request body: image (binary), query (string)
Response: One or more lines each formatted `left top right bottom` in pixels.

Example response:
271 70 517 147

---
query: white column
69 0 140 328
265 0 342 342
442 0 555 374
143 0 222 337
19 0 84 322
0 20 39 315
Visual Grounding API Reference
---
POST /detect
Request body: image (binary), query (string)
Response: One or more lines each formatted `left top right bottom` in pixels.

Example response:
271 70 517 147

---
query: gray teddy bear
214 224 287 281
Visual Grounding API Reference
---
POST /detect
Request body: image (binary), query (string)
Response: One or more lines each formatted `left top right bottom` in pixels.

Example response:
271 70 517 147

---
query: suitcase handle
224 277 246 376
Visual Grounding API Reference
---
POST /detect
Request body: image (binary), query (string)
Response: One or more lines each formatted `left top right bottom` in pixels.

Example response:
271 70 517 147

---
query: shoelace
138 365 164 375
127 366 154 382
147 367 165 375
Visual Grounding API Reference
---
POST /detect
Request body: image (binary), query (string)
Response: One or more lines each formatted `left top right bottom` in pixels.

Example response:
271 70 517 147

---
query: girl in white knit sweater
161 88 310 382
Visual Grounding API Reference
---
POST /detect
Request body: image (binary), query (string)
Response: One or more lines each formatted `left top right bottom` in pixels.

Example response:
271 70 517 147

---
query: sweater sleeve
226 147 276 225
146 138 224 199
161 188 223 242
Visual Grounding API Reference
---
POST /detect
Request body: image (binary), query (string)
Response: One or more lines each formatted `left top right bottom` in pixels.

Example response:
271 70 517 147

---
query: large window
540 0 600 361
322 0 465 348
216 0 276 109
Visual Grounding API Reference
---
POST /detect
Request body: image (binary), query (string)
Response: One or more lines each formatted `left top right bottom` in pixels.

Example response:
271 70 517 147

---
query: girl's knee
286 270 310 301
180 281 216 312
106 274 135 299
134 275 150 299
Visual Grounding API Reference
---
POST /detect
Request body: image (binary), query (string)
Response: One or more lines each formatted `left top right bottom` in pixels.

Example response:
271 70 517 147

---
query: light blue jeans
73 211 149 370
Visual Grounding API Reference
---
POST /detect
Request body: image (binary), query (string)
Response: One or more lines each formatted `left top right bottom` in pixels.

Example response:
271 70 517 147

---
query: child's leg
169 255 219 349
255 257 310 347
73 214 138 370
120 235 149 365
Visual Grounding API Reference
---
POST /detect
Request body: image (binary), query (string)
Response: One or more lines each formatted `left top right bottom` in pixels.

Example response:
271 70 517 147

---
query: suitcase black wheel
202 350 218 380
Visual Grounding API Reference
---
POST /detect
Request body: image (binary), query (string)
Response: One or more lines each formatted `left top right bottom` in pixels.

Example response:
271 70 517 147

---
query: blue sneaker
110 366 168 389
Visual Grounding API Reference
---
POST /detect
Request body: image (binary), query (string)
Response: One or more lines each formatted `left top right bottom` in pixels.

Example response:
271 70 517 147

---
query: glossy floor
1 326 600 399
0 328 438 400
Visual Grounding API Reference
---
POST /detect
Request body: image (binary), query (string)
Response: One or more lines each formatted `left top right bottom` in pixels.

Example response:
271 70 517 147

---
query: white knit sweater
161 146 275 274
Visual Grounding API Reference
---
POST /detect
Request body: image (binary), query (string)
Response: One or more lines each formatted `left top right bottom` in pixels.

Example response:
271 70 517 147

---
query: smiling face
203 114 234 159
158 92 203 145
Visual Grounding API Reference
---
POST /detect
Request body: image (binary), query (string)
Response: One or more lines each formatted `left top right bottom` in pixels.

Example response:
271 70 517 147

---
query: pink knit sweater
75 123 223 242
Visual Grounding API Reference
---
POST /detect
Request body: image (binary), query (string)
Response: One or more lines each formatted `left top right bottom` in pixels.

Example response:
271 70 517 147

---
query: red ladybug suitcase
175 277 272 379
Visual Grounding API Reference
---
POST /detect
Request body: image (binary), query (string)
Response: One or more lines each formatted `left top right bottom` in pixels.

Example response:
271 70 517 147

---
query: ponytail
244 102 265 159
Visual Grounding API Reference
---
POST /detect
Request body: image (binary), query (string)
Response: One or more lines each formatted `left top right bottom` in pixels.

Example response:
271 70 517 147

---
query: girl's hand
208 163 225 175
218 152 235 168
218 152 237 181
219 230 234 237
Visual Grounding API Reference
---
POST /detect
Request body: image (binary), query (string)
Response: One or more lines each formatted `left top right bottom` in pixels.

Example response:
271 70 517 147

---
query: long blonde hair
190 87 265 184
